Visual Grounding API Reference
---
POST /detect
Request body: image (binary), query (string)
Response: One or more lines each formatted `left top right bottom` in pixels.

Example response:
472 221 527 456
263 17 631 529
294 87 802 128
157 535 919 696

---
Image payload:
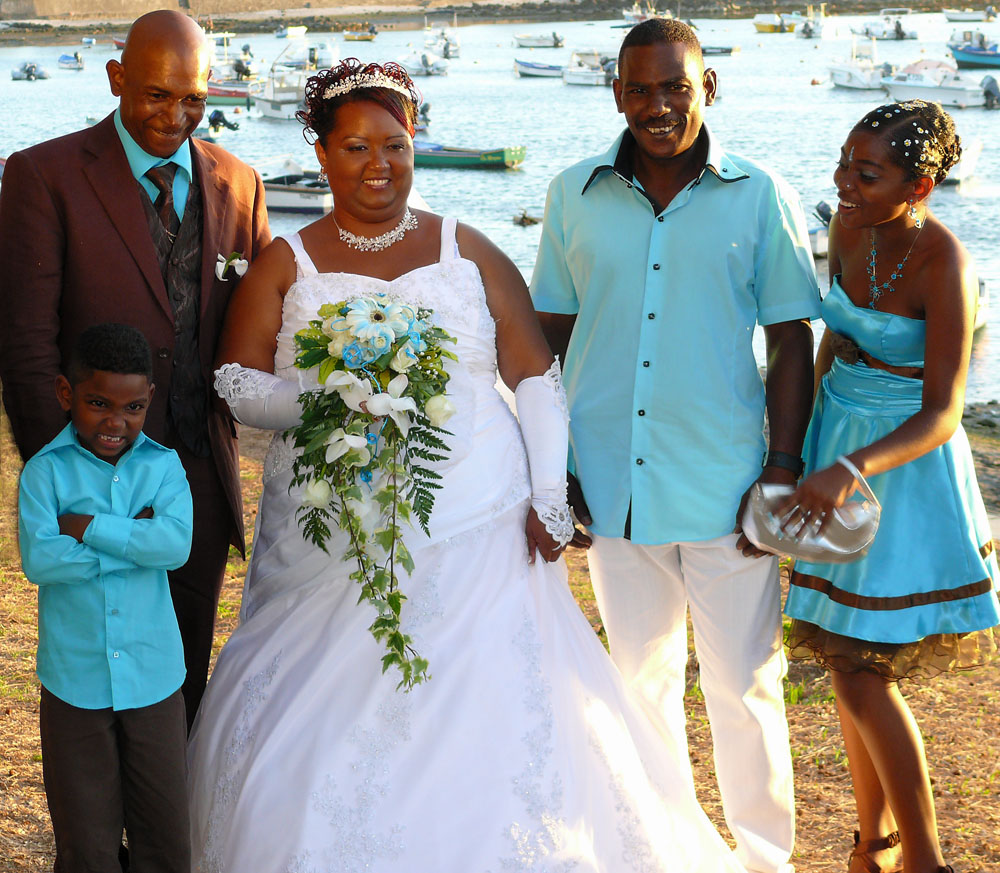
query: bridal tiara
322 70 414 101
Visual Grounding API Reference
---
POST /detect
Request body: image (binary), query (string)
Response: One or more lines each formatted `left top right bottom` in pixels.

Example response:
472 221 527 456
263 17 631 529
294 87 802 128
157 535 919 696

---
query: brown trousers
40 687 190 873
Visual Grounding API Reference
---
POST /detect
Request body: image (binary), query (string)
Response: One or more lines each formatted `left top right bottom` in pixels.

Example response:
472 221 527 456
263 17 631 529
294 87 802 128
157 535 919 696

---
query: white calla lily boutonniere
216 251 249 282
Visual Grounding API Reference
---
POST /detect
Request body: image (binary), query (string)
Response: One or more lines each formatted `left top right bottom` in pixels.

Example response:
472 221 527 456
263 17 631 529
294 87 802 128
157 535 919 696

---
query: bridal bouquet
288 294 457 690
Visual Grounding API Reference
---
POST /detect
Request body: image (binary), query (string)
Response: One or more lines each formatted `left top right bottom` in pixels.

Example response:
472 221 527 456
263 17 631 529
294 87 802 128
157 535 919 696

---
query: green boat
412 143 526 169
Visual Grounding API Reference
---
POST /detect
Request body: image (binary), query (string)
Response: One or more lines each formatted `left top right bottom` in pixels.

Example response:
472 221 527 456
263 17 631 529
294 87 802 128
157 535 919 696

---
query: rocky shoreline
0 0 975 44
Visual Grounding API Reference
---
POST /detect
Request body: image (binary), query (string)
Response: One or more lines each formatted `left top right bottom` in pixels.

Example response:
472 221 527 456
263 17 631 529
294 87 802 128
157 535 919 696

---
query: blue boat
948 29 1000 68
513 58 563 78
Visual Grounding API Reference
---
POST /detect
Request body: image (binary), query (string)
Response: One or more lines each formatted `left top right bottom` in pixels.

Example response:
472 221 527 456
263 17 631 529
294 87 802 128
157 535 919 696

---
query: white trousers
588 533 795 873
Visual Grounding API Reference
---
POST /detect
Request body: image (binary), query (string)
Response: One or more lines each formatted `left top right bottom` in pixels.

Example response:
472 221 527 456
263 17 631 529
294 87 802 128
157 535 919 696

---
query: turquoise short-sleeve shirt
530 127 821 545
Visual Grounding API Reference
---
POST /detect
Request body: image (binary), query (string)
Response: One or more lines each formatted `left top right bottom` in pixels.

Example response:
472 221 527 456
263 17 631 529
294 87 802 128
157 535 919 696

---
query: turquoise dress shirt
113 108 192 223
18 424 193 710
530 127 821 545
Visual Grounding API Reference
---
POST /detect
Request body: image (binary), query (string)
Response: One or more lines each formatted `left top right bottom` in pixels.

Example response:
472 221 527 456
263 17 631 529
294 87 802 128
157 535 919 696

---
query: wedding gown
187 219 746 873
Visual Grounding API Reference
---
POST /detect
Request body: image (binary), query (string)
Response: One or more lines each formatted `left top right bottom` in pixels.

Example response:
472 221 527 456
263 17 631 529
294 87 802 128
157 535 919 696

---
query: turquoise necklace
867 224 923 309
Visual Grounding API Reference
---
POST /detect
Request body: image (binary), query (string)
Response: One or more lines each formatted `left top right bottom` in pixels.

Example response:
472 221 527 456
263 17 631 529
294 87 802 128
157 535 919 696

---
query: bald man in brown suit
0 10 270 732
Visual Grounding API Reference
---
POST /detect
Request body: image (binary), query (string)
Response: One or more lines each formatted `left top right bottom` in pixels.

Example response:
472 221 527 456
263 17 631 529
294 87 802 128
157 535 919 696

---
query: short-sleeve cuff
83 512 134 560
757 298 822 327
528 290 580 316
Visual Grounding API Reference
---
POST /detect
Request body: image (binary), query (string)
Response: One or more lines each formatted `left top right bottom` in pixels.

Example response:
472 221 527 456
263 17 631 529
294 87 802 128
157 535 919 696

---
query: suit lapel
194 141 233 318
82 115 173 321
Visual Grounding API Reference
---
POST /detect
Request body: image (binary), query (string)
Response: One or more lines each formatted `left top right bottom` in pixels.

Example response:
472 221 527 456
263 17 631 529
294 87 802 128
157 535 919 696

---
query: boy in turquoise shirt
18 323 193 872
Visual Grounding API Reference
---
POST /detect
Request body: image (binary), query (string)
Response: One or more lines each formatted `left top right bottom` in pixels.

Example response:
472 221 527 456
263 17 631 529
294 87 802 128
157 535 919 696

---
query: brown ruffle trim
786 619 998 683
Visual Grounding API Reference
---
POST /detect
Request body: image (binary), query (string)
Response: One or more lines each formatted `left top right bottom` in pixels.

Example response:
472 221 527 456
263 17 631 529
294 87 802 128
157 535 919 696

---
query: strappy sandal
848 830 903 873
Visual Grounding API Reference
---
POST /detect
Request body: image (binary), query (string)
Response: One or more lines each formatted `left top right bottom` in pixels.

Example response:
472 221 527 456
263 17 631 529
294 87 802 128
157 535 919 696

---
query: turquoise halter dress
784 279 999 679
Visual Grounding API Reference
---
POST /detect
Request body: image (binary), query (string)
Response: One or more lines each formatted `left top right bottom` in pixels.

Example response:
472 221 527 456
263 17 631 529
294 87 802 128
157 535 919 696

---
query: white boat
974 277 989 330
795 3 828 38
257 68 307 120
562 51 616 86
623 2 672 24
942 134 983 184
260 159 332 213
276 24 308 39
10 61 50 80
881 59 988 107
58 52 85 71
852 8 919 39
424 28 460 59
514 58 564 77
276 41 337 72
829 37 895 89
400 51 449 77
513 32 565 48
943 7 996 21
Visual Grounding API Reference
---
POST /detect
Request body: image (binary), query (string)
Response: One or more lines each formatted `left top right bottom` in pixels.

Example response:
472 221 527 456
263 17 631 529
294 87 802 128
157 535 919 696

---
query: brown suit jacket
0 113 271 552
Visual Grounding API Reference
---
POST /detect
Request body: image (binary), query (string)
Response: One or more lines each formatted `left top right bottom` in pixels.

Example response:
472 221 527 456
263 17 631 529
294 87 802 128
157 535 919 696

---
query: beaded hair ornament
859 100 940 180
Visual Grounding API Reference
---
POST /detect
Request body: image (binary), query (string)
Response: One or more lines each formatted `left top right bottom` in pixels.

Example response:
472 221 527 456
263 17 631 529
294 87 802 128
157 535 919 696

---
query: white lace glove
514 359 575 548
213 363 307 430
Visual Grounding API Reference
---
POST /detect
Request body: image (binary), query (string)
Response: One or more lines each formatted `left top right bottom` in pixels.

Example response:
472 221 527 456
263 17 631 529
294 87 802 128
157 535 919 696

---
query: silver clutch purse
741 467 881 563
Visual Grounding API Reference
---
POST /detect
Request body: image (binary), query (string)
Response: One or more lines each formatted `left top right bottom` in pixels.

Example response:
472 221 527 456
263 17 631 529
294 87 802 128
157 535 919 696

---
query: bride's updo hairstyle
854 99 961 186
297 58 421 145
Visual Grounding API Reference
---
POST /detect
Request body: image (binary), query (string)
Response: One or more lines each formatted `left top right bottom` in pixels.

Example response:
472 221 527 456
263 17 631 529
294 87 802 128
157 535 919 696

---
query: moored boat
942 134 983 184
829 37 895 88
344 31 377 41
206 80 263 106
943 7 996 21
58 52 85 71
276 25 308 39
424 28 460 59
400 51 449 77
623 1 672 24
948 29 1000 67
514 58 564 77
260 159 333 213
974 277 989 331
113 36 126 50
881 59 989 107
795 3 828 38
276 41 337 71
11 61 50 80
753 13 799 33
702 45 740 55
513 32 565 48
562 50 616 86
852 7 919 39
412 142 526 169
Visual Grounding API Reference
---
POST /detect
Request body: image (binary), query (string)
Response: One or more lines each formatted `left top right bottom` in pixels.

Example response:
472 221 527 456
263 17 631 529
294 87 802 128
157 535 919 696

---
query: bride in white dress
188 59 748 873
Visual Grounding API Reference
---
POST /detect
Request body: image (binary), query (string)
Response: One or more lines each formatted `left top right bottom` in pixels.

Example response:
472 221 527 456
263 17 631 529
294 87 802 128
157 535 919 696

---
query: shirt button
642 361 650 367
113 652 120 659
657 216 664 222
652 264 660 271
647 313 656 320
112 475 120 482
638 410 645 416
636 458 644 466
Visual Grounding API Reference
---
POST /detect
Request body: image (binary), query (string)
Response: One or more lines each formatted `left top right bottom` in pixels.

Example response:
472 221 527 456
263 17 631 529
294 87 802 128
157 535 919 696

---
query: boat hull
882 79 985 107
514 59 563 77
513 35 564 48
950 46 1000 68
413 145 526 169
562 67 611 85
829 65 886 88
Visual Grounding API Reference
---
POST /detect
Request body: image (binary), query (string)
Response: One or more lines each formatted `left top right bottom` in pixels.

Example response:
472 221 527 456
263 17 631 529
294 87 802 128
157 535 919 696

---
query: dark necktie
145 163 181 237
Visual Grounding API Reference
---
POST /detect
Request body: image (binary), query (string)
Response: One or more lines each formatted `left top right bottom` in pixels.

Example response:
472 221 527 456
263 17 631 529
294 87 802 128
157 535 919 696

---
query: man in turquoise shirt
18 324 193 871
531 20 820 873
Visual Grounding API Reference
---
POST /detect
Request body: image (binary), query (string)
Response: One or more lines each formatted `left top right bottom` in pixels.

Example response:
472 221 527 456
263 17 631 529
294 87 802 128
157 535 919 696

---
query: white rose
390 342 417 373
424 394 456 428
302 478 333 508
327 330 349 359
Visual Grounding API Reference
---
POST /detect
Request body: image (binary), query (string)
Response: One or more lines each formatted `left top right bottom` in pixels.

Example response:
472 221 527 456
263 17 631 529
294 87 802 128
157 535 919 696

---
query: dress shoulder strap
278 232 320 278
439 217 460 262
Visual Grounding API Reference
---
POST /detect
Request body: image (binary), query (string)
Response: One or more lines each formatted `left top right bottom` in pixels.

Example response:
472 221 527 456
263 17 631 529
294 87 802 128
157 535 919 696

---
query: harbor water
1 12 997 399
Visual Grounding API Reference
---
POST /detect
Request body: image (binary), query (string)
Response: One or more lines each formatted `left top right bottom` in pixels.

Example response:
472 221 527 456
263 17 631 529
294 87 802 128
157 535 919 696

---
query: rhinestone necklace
867 224 923 309
332 208 418 253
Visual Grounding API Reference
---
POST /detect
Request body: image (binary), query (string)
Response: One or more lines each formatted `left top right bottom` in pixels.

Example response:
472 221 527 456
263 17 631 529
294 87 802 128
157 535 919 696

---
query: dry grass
1 417 998 872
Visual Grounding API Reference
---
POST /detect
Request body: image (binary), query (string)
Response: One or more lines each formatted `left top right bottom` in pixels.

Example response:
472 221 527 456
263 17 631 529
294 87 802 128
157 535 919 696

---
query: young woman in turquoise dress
781 100 999 873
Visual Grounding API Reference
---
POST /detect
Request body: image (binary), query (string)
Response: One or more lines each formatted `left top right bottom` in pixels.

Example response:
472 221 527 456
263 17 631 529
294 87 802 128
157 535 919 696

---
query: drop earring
907 199 923 229
318 167 328 183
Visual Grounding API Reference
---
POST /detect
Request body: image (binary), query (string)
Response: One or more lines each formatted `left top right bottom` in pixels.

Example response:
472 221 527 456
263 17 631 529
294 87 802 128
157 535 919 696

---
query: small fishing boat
702 45 740 55
400 51 449 77
623 1 672 24
113 36 126 50
424 28 460 59
412 142 526 169
344 30 377 41
80 37 96 47
829 37 895 89
948 29 1000 68
206 80 263 106
513 32 565 48
276 25 308 39
514 210 541 226
881 59 989 107
276 41 337 71
795 3 828 38
562 51 616 86
753 13 799 33
943 6 996 21
852 8 919 39
260 159 333 213
58 52 85 71
11 61 50 81
257 70 307 120
513 58 564 78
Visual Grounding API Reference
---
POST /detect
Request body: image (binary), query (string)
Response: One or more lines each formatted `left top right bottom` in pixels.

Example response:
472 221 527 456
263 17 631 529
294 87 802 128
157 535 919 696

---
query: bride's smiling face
314 99 414 225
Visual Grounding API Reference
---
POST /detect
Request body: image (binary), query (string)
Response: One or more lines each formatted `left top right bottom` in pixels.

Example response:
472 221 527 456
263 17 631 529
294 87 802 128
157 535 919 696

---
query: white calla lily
325 427 371 465
324 370 374 412
214 254 228 281
365 374 417 436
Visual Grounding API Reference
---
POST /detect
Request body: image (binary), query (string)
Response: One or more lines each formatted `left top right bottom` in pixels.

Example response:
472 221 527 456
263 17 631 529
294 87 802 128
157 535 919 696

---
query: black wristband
762 450 804 477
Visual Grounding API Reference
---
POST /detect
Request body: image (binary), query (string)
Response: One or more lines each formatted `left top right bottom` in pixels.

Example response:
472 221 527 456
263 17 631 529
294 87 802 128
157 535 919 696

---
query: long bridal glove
514 359 575 548
213 363 307 431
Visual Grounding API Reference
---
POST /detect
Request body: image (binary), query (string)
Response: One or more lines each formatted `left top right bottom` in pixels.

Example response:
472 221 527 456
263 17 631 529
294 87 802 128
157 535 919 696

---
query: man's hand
733 466 798 558
566 472 593 550
57 513 93 543
134 506 154 520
